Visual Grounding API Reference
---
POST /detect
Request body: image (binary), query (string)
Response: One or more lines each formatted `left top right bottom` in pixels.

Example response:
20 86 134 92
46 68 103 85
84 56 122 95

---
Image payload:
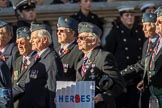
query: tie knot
84 56 88 60
59 48 64 55
83 56 88 64
35 54 40 60
24 57 27 63
0 51 2 55
59 48 69 55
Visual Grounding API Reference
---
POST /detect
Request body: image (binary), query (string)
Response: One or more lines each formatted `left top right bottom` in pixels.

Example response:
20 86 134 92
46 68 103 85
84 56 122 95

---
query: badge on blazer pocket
30 69 38 79
89 64 96 80
63 64 69 73
13 70 19 80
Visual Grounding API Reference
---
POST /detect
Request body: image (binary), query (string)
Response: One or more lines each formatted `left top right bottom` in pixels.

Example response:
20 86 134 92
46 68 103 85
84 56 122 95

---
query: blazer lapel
154 47 162 62
154 49 162 72
59 42 76 58
76 58 84 80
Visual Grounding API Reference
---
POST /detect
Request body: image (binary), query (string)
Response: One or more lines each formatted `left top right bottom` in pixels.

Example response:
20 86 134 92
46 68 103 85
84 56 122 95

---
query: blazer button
126 56 130 60
148 71 152 78
138 38 141 41
121 30 124 33
123 38 127 42
125 47 128 51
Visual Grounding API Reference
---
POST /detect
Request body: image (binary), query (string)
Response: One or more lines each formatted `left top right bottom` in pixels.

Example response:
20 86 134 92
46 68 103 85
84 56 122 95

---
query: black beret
16 26 31 39
78 22 102 37
16 0 35 11
0 20 8 28
57 16 78 32
142 13 157 23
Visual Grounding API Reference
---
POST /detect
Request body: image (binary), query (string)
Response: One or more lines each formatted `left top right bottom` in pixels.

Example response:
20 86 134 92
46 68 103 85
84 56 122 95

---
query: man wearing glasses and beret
76 22 125 108
56 16 83 81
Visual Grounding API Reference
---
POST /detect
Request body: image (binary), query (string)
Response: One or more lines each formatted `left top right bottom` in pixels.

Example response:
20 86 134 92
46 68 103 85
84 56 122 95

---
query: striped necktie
147 40 153 55
150 38 160 69
81 56 88 77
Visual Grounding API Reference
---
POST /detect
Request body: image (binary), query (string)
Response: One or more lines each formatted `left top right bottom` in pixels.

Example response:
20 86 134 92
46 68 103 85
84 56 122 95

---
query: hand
137 80 144 92
54 98 57 104
94 94 103 104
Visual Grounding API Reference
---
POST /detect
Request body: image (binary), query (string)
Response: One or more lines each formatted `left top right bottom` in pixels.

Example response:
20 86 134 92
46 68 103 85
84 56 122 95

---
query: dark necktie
59 48 64 55
81 56 88 77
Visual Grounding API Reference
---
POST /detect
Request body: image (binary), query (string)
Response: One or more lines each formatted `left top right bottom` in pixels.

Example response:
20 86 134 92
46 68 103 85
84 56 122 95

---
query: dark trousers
139 88 150 108
116 85 140 108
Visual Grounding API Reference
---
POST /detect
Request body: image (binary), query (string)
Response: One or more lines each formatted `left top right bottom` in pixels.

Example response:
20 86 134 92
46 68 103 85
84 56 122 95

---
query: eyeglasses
77 36 91 41
56 29 67 33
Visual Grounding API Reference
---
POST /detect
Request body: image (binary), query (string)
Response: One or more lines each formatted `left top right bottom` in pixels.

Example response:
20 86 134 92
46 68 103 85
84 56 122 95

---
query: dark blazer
56 41 83 81
0 60 12 108
12 51 36 108
143 43 162 89
120 35 159 82
76 47 125 108
18 47 61 108
103 21 145 71
141 41 162 108
1 42 20 75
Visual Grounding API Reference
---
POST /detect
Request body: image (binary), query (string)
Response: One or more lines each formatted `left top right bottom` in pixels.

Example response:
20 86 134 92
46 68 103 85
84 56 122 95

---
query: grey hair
37 29 52 45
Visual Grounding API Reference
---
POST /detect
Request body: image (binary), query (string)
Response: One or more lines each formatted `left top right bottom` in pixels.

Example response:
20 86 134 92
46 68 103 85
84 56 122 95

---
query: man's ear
91 37 97 45
43 36 48 44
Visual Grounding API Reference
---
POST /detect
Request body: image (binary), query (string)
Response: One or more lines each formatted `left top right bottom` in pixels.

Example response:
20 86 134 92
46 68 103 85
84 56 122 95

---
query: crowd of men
1 0 162 108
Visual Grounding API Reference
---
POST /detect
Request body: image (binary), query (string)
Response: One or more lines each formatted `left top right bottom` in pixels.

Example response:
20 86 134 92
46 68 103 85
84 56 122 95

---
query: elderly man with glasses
76 22 126 108
56 16 83 81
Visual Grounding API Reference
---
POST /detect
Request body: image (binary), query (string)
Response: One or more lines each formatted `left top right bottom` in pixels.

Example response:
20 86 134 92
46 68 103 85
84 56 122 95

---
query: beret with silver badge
78 22 102 38
57 16 78 32
142 13 157 23
16 26 31 39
